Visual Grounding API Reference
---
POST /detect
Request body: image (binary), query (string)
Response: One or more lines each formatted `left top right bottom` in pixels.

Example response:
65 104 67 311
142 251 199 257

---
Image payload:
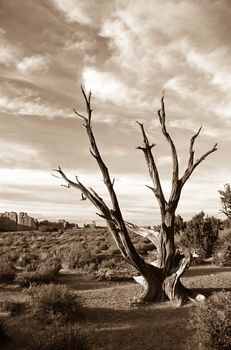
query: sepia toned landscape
0 225 231 349
0 1 231 349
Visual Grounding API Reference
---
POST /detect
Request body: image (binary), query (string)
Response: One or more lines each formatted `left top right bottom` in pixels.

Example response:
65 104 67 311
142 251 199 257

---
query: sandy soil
1 265 231 350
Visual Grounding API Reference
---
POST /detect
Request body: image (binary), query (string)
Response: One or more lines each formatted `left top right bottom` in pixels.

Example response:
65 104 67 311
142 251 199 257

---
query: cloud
0 83 70 118
0 0 230 224
0 140 41 168
185 46 231 92
99 1 231 122
51 0 115 28
52 0 91 25
0 28 19 66
0 93 67 118
0 45 17 66
82 67 143 107
17 55 49 73
212 100 231 122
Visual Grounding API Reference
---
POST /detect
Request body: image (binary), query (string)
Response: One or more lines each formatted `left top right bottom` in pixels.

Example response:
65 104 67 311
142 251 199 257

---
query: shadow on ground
189 286 231 297
80 304 195 350
183 265 231 278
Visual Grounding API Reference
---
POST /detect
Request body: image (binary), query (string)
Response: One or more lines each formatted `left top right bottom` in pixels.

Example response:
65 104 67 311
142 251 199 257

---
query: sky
0 0 230 225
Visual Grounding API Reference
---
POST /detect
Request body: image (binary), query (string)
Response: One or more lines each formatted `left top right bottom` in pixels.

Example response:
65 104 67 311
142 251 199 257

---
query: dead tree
56 87 217 305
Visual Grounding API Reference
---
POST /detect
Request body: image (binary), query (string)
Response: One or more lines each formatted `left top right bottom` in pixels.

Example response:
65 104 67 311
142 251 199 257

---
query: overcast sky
0 0 230 225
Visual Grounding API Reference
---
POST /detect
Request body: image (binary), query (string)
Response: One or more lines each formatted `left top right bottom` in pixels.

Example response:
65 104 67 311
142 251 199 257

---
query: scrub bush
28 284 82 324
191 291 231 349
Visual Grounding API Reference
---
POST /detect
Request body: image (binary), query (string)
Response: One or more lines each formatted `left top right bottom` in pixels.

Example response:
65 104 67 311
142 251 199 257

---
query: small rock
133 275 146 285
196 294 205 301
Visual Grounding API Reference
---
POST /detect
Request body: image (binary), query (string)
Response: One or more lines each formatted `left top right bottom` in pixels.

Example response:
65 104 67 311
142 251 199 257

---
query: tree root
133 252 206 306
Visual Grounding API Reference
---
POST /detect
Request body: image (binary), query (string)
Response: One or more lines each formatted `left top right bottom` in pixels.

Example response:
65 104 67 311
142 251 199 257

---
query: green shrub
28 284 82 324
191 291 231 349
28 324 87 350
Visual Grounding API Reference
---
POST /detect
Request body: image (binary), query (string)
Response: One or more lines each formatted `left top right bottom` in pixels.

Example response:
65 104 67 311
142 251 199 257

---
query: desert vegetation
0 220 230 349
191 291 231 350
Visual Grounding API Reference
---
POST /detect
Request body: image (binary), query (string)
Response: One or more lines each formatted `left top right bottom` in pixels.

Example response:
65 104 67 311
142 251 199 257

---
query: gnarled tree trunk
56 87 217 305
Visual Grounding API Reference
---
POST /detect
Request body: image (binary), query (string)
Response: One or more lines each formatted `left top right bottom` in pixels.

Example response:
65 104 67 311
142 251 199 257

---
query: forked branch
181 142 218 187
137 121 166 212
126 222 161 254
157 94 179 189
77 86 122 220
55 166 134 263
188 126 202 168
138 94 218 210
58 87 149 272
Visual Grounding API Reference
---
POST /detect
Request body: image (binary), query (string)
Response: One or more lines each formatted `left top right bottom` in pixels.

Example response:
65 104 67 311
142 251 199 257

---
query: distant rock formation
0 211 37 231
84 220 96 229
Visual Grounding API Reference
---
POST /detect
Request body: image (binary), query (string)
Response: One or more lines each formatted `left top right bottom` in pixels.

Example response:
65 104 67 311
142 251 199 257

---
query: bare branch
56 167 130 260
157 95 179 193
188 126 202 168
61 184 70 188
81 84 89 104
136 121 156 150
73 108 85 120
79 87 126 223
57 167 107 213
88 90 92 104
81 85 92 124
126 222 161 254
145 184 155 192
73 108 88 128
57 87 148 271
137 121 166 212
181 142 218 186
96 212 108 220
51 173 62 179
89 149 97 158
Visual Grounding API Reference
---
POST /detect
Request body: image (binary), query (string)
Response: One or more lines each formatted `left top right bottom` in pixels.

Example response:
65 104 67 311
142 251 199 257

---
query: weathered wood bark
56 88 217 304
135 93 217 303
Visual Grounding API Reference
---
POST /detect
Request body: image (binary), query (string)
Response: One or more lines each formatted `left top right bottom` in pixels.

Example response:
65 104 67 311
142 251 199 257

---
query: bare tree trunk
56 88 217 305
158 212 175 271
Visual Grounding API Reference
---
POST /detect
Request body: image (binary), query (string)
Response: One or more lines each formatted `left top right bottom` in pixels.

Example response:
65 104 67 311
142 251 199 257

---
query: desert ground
0 266 230 349
0 229 230 349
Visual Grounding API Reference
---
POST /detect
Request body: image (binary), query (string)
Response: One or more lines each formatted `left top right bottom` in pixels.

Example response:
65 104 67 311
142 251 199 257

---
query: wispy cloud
0 28 19 66
0 140 41 168
0 92 67 118
83 67 143 107
52 0 91 25
0 0 230 224
17 55 49 73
